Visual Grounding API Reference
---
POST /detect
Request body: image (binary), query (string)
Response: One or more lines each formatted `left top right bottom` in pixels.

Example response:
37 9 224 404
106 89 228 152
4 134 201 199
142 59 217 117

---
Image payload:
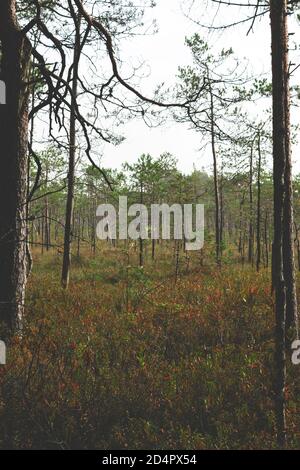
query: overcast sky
98 0 300 175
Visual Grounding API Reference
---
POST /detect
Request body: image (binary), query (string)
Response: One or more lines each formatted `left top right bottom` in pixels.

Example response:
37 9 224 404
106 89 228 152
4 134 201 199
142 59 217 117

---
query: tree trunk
0 0 31 335
220 168 224 256
208 77 221 267
61 14 81 288
248 142 254 266
138 180 144 267
26 59 37 278
264 210 269 269
294 222 300 271
238 192 245 260
270 0 293 448
256 133 262 272
44 197 50 251
282 55 298 333
152 238 155 261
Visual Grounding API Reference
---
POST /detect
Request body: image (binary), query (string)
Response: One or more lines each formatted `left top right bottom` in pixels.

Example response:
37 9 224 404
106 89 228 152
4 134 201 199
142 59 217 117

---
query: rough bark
0 0 31 335
282 47 298 333
270 0 292 448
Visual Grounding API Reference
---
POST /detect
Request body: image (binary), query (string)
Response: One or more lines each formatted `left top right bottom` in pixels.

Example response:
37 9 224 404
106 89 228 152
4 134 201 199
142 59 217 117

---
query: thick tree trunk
270 0 295 448
0 1 31 335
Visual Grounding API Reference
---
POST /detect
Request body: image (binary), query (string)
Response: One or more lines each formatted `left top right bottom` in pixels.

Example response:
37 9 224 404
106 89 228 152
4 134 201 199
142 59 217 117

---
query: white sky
96 0 290 172
99 0 300 175
33 1 299 175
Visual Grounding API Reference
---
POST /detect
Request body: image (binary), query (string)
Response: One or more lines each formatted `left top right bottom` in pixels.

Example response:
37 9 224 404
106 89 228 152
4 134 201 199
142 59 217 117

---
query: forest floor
0 245 299 449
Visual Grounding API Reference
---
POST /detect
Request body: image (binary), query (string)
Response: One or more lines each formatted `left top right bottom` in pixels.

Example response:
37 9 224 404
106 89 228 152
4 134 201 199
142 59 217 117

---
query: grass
0 244 299 449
